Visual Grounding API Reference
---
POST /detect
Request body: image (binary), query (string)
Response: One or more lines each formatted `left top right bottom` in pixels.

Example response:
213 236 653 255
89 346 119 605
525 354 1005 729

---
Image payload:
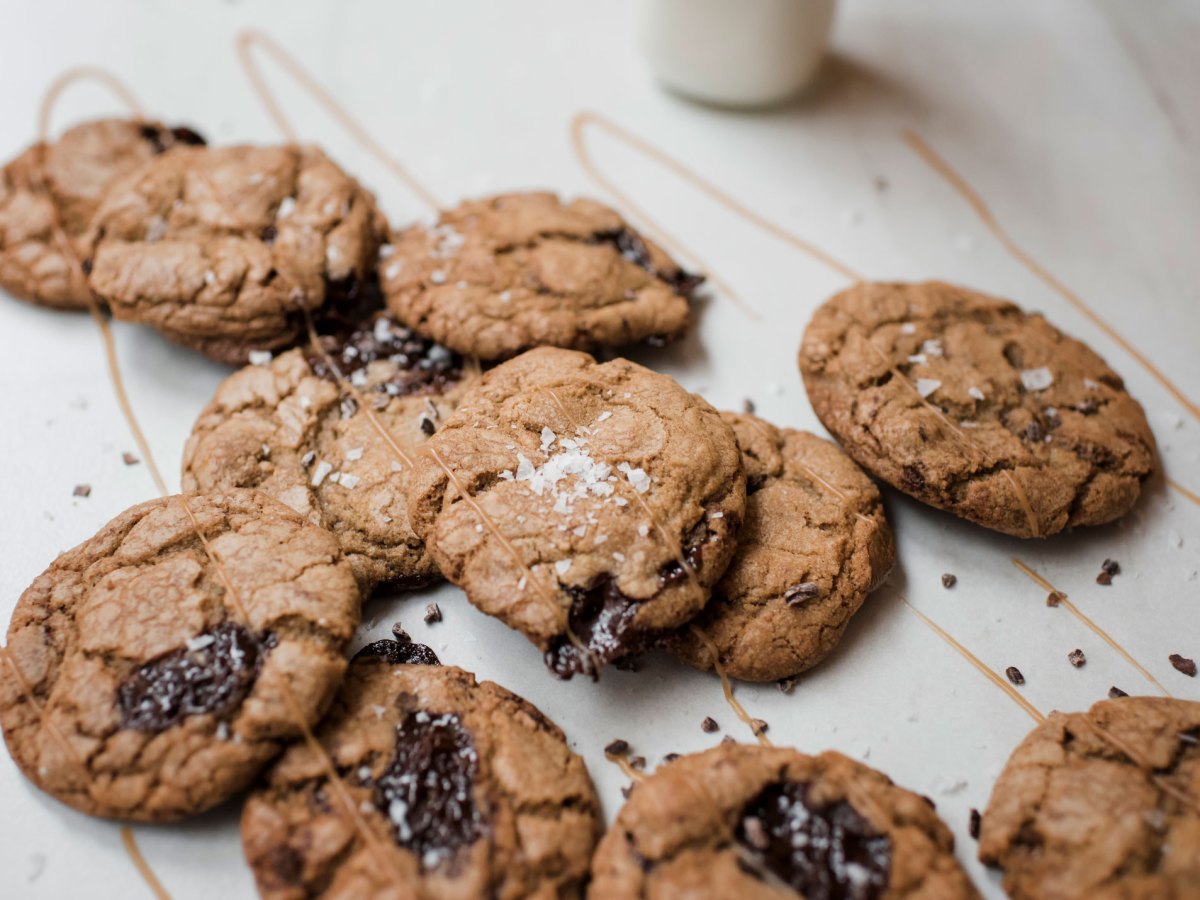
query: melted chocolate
373 712 485 871
353 639 441 666
659 517 720 586
544 576 645 680
117 621 267 731
592 228 704 296
736 782 891 900
140 124 207 154
307 311 463 399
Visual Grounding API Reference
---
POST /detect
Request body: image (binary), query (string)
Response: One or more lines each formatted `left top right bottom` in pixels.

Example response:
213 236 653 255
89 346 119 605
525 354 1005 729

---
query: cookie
979 696 1200 899
405 347 745 678
799 281 1156 537
242 649 601 898
182 311 477 594
590 743 979 899
0 118 203 310
85 143 387 364
0 489 360 821
380 191 701 360
667 412 894 682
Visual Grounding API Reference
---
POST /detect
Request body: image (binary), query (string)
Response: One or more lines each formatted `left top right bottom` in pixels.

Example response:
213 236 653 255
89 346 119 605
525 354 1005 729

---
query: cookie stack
2 118 1194 900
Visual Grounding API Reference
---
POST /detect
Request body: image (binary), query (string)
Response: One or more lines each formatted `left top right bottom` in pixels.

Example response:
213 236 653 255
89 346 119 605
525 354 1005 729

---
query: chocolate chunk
941 573 957 589
605 739 630 757
419 415 437 436
969 808 981 840
736 781 891 899
1046 591 1063 607
1109 686 1129 699
353 639 440 666
118 621 266 731
1005 666 1025 686
701 717 719 734
592 227 703 296
1067 648 1086 668
1169 654 1197 677
784 582 821 606
424 603 442 624
373 711 484 871
122 452 140 466
544 576 646 679
73 484 91 497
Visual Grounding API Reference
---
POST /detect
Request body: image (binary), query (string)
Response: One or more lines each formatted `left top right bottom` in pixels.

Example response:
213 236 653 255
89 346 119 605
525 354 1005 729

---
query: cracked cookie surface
381 192 701 361
85 144 387 364
589 743 979 899
0 489 360 821
667 412 894 682
0 118 203 310
799 281 1156 537
405 347 744 678
182 311 477 594
979 696 1200 899
242 653 601 899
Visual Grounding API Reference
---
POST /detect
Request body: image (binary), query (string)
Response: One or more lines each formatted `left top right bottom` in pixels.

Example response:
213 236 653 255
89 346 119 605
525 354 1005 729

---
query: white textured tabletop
1 2 1198 897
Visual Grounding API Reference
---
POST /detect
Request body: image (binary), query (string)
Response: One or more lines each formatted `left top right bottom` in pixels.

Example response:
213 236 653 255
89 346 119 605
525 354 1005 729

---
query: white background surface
1 2 1198 897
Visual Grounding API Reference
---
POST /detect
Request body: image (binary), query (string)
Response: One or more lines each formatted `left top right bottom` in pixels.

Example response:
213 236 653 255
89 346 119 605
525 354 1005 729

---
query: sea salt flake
921 339 944 357
573 525 587 537
900 322 917 334
915 378 941 399
1021 367 1054 391
612 552 625 562
907 354 927 365
517 575 527 590
618 463 651 493
385 261 403 279
277 196 296 219
968 386 986 401
345 447 364 461
595 410 612 423
311 460 333 486
540 427 556 450
146 216 167 242
248 350 273 366
186 635 215 651
430 270 447 285
555 559 572 576
638 524 650 537
339 473 360 489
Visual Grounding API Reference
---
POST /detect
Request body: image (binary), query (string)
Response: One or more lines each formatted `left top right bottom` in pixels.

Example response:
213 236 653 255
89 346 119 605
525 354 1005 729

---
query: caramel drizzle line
1083 719 1200 816
864 342 1041 536
902 129 1200 426
540 386 770 741
603 751 648 784
1167 477 1200 507
900 596 1046 724
235 29 441 211
170 495 415 892
1010 558 1174 698
119 826 170 900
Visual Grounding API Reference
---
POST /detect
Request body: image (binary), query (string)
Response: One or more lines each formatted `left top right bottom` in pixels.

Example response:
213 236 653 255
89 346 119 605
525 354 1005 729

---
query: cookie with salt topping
85 143 387 364
405 347 745 677
667 412 894 682
799 281 1156 537
381 191 701 361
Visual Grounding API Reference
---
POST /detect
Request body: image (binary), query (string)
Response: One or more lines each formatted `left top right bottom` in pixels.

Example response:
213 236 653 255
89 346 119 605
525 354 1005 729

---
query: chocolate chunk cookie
590 743 979 899
667 412 894 682
799 281 1157 537
405 347 745 677
381 192 701 360
242 654 601 898
979 696 1200 899
0 118 203 310
182 312 477 593
85 144 387 364
0 489 360 821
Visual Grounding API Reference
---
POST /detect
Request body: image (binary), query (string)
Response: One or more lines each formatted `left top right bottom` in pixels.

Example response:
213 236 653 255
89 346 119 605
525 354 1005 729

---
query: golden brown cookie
85 143 387 364
0 489 360 821
667 412 894 682
381 192 701 360
979 696 1200 899
590 743 980 899
405 347 744 678
242 652 601 899
0 118 203 309
182 311 477 594
799 281 1157 537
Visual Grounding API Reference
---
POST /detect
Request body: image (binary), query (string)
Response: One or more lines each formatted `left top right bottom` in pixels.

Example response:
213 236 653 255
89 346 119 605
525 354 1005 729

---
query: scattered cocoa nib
662 753 680 763
1169 654 1197 677
604 739 630 757
1046 591 1063 607
701 716 719 733
941 573 957 589
629 756 646 771
721 735 737 745
1067 649 1086 668
1097 559 1120 585
73 484 91 497
784 582 820 606
969 809 981 840
419 415 436 436
1096 571 1113 586
423 603 442 624
751 719 769 735
391 622 410 642
122 452 140 466
742 398 756 414
621 784 632 799
1109 686 1129 699
777 676 798 695
1005 666 1025 685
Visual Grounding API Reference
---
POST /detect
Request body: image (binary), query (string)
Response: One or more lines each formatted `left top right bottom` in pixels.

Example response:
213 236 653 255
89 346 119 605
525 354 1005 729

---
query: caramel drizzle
864 342 1041 536
1083 719 1200 816
604 749 648 784
902 128 1200 426
234 29 440 210
689 626 772 746
119 827 170 900
1166 477 1200 507
1010 558 1174 698
901 596 1046 724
